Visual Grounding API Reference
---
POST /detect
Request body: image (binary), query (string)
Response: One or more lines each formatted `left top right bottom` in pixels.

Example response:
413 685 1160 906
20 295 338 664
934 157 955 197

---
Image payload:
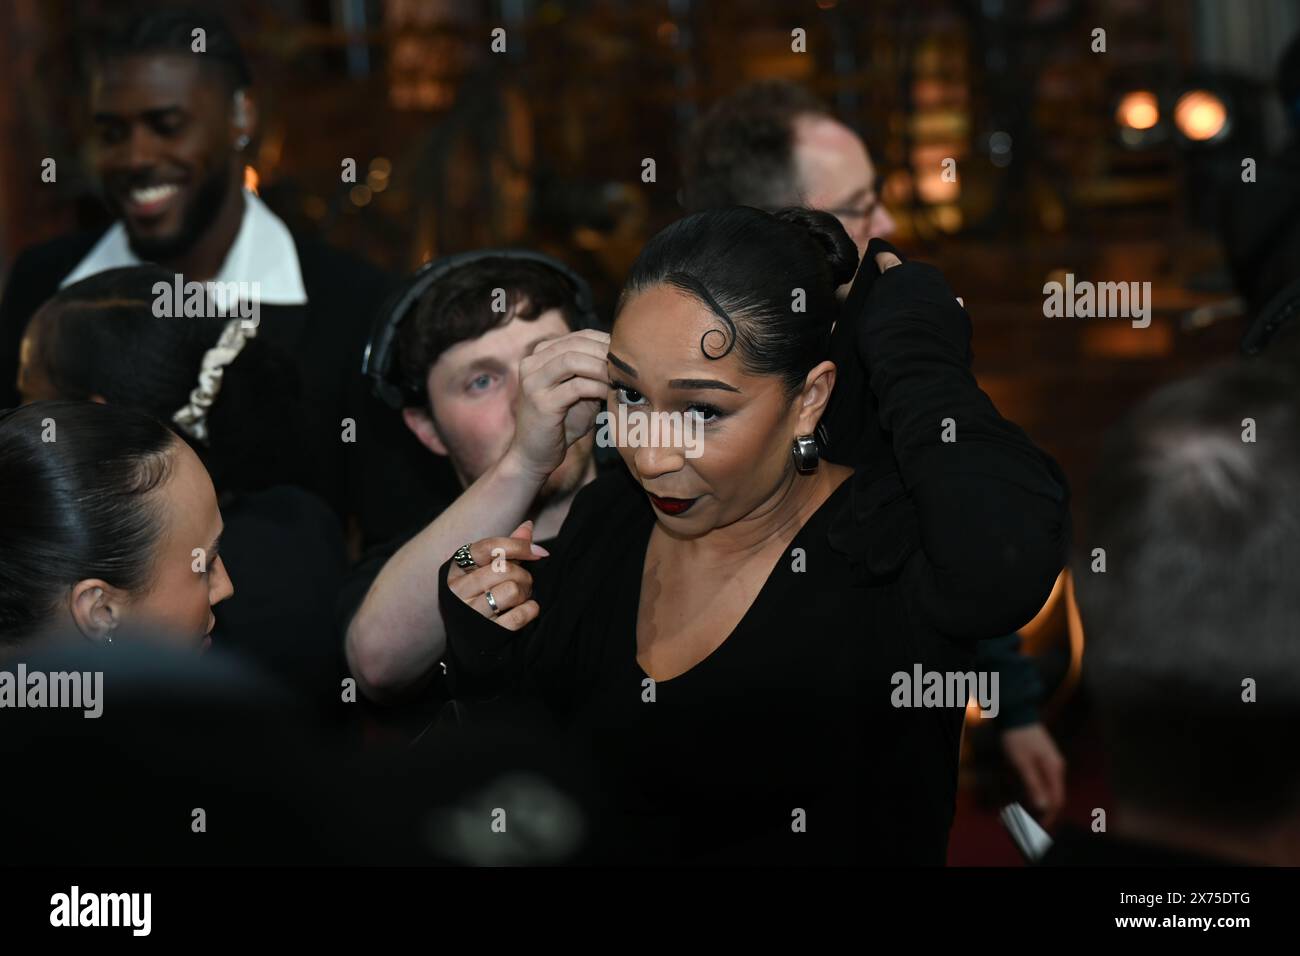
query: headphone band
362 249 599 409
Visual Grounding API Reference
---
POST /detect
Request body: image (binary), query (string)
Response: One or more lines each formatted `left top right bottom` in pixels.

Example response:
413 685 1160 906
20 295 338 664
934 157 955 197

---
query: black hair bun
774 206 859 287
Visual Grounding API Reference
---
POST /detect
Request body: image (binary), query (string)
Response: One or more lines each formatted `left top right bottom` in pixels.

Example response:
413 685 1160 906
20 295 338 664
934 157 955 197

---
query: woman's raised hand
869 239 963 306
447 520 547 630
505 329 611 482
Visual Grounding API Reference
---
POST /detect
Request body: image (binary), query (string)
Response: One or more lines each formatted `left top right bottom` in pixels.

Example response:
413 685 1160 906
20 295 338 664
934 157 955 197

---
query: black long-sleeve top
438 246 1070 864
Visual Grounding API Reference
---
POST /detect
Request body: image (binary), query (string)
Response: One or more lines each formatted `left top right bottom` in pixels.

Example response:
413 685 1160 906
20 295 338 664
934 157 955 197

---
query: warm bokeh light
1115 90 1159 131
1174 89 1229 142
243 165 259 195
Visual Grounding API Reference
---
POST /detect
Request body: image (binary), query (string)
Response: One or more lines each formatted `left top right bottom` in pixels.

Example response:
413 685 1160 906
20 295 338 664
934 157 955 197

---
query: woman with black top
437 208 1070 863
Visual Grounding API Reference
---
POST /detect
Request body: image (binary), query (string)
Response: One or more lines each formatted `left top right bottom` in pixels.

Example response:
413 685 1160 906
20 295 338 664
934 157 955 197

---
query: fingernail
531 544 550 556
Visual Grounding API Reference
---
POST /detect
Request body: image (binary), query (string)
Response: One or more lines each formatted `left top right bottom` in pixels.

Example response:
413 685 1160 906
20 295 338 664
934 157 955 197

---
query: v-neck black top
438 249 1071 864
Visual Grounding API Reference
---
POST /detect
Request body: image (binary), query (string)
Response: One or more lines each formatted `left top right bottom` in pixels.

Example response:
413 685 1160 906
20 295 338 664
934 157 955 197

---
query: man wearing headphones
343 253 611 707
0 7 429 546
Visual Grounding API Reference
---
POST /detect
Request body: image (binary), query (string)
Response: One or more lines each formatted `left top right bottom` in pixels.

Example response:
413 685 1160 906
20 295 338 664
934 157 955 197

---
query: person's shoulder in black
290 233 456 548
291 233 396 341
213 484 350 721
0 231 105 407
335 502 447 643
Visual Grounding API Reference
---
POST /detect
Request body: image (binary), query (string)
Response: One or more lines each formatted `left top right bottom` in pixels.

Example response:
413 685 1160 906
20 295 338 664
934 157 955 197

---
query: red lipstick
648 493 697 515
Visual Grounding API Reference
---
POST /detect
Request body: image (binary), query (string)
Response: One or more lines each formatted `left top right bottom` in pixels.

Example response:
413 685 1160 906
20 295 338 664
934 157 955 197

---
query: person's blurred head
16 266 306 496
609 207 855 535
0 401 233 654
1073 358 1300 863
681 79 893 260
85 6 254 261
396 257 595 501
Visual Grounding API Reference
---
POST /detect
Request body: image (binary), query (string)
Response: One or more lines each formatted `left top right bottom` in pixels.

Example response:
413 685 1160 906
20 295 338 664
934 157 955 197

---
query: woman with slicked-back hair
0 401 233 652
437 207 1070 864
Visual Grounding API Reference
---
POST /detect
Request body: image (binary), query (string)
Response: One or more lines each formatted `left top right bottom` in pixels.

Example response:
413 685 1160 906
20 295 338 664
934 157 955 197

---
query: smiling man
0 6 433 547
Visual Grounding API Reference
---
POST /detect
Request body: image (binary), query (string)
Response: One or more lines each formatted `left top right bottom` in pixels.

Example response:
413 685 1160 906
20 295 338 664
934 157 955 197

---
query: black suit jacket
0 229 450 547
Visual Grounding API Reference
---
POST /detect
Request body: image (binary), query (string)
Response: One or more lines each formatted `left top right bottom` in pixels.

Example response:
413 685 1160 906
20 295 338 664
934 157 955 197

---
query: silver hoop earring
792 434 820 474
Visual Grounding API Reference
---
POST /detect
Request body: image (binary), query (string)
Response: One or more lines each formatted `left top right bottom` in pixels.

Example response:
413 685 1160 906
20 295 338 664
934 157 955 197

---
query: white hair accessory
172 317 258 444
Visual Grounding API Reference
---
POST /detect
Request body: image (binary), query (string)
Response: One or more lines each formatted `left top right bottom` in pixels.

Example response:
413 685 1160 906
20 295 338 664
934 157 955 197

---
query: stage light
1115 90 1159 131
1173 88 1230 143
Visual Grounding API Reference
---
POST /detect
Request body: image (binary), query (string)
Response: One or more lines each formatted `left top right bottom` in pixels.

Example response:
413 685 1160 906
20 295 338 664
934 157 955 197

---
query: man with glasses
680 79 896 268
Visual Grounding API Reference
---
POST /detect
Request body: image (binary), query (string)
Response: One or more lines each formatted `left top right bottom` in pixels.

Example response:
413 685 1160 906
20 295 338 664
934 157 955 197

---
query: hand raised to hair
506 329 611 483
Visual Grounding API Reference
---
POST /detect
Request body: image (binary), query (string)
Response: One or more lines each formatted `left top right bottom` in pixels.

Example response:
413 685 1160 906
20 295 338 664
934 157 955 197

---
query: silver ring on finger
484 590 500 615
453 544 477 569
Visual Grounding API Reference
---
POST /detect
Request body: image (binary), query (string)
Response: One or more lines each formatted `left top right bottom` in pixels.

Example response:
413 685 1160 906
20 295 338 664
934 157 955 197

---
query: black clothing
0 228 445 546
214 485 349 718
438 247 1070 863
978 632 1044 729
1040 826 1239 866
335 442 624 642
334 445 624 739
1219 138 1300 316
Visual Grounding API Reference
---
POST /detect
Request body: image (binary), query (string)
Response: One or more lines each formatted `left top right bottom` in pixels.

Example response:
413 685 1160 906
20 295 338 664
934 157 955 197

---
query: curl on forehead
615 206 854 393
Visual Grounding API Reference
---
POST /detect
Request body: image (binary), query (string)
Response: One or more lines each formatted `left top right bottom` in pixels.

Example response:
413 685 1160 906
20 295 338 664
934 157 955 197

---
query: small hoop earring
792 434 820 474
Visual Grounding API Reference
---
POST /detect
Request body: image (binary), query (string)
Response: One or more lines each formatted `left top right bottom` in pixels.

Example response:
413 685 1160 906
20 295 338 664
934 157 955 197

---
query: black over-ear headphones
362 249 600 409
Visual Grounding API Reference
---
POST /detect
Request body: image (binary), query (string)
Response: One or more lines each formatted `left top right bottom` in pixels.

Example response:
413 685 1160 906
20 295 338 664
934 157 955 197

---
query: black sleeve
832 240 1071 642
974 633 1042 729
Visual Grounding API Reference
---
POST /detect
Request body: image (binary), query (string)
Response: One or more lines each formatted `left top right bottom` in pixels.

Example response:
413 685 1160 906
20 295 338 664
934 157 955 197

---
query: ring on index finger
453 544 477 570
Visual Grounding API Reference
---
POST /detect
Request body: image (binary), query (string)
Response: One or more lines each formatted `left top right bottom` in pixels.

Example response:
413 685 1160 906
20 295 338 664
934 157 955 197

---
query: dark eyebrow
456 357 508 375
669 378 740 393
92 107 187 126
607 352 637 376
609 353 739 392
208 532 223 557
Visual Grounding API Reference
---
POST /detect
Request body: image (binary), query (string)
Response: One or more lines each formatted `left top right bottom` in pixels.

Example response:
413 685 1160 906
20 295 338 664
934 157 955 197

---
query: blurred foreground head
1074 358 1300 863
0 637 603 865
